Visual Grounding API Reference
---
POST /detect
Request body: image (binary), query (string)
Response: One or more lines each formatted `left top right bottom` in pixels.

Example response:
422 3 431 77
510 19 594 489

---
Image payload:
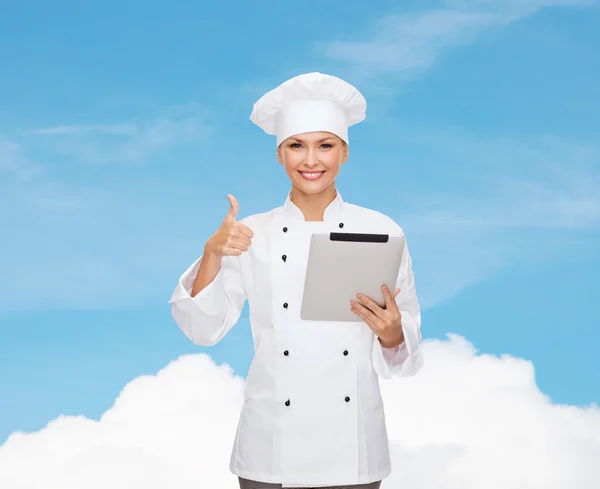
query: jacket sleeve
372 231 424 379
168 253 247 346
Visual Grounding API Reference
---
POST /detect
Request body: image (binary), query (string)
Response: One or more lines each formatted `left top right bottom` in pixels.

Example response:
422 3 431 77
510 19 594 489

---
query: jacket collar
282 189 345 222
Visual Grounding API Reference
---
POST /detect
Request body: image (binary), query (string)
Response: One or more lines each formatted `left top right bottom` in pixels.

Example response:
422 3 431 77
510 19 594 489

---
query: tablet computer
300 232 405 322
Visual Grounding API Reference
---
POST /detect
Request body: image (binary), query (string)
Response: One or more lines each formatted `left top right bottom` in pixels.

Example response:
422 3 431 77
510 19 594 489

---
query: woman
169 72 424 489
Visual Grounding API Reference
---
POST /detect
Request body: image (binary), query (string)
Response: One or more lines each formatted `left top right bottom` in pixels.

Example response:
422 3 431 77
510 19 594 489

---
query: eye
321 143 333 149
289 143 302 149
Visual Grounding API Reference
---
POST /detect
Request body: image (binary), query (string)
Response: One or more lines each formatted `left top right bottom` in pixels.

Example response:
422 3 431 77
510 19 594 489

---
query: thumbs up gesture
205 195 254 257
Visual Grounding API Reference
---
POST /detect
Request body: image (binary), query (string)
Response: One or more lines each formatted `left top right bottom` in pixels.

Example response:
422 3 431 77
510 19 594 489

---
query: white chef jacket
169 190 423 488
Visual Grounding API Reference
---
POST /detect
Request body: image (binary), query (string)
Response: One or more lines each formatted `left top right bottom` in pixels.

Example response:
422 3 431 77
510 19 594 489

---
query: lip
298 170 326 181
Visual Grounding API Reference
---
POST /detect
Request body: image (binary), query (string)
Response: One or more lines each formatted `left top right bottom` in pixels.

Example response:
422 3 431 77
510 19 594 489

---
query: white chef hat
250 72 367 147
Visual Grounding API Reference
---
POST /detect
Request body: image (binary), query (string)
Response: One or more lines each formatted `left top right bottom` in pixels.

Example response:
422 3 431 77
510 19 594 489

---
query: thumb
225 194 239 222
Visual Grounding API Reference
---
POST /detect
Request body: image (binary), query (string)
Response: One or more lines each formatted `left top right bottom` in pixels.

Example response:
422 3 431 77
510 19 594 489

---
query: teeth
301 172 323 179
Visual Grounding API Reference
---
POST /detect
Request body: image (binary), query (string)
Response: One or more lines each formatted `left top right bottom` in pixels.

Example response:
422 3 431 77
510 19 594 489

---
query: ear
276 144 284 166
341 142 349 164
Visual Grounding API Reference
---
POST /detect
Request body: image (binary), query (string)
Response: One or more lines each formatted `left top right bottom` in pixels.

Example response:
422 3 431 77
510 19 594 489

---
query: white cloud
1 336 599 489
0 177 213 312
400 133 600 231
325 10 496 78
0 107 216 313
22 122 138 136
375 129 600 309
323 0 593 81
17 111 211 165
0 354 245 489
0 139 42 181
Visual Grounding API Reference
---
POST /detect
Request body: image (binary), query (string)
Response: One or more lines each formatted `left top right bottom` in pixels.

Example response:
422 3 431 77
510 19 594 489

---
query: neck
290 184 338 222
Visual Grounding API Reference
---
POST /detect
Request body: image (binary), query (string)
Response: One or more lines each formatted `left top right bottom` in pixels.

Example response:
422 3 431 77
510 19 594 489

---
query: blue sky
1 0 599 447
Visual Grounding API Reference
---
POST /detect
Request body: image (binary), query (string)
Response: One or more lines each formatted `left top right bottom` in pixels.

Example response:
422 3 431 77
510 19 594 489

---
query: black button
345 396 350 402
284 350 289 356
282 254 287 262
285 399 290 406
283 302 288 308
339 223 344 228
343 350 348 356
283 227 288 232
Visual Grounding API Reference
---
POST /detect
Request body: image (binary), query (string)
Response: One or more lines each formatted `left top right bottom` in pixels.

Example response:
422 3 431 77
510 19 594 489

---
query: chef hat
250 72 367 147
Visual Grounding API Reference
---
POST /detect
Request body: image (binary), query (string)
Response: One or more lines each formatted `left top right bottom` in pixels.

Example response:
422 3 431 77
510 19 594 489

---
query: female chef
169 72 424 489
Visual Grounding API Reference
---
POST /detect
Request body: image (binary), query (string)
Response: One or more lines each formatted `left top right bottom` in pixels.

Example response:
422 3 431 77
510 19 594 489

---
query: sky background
1 1 599 487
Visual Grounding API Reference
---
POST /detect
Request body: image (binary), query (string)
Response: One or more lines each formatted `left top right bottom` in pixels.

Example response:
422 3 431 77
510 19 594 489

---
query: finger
223 247 244 256
224 242 248 254
355 313 378 333
236 222 254 239
225 194 239 222
394 288 400 297
355 293 385 318
230 234 252 247
227 233 251 248
382 285 399 311
351 300 386 330
351 306 383 333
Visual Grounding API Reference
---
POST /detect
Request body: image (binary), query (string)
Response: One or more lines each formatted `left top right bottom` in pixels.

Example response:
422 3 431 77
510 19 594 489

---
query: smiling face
277 131 349 196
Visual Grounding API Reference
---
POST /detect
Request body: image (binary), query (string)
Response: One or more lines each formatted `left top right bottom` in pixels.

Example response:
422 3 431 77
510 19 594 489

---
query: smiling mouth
298 171 325 180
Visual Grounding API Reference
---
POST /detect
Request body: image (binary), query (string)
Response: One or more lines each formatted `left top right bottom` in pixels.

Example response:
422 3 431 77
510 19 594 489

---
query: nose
304 147 320 168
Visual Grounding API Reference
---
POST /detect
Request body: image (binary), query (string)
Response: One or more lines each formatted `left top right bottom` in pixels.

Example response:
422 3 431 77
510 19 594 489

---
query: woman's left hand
351 285 404 349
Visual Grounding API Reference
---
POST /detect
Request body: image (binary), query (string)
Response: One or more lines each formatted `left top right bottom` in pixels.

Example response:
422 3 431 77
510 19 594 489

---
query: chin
293 178 335 194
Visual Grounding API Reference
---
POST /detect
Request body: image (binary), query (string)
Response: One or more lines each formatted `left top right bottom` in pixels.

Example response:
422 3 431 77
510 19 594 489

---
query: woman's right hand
204 194 254 257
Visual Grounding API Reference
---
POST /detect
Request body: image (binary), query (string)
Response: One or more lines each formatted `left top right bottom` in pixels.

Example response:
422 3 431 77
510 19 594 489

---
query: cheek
281 151 302 170
284 163 296 176
323 150 344 170
281 159 298 178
